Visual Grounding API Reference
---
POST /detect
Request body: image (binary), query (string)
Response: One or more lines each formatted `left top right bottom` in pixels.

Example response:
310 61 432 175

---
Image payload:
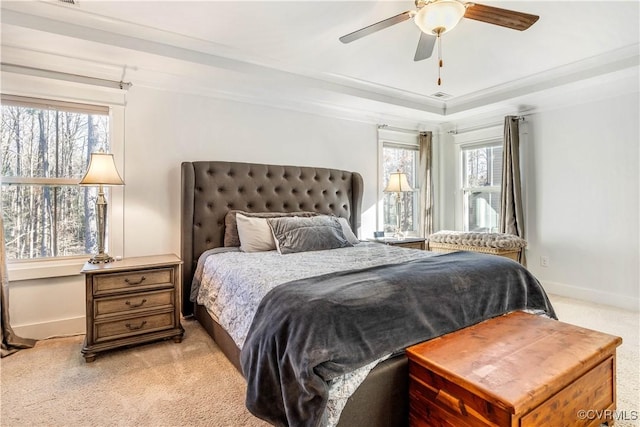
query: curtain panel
1 218 36 357
419 132 434 238
499 116 526 265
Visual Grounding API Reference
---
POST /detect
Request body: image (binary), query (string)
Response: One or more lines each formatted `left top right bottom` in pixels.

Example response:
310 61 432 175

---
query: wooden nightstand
81 254 184 362
367 237 426 250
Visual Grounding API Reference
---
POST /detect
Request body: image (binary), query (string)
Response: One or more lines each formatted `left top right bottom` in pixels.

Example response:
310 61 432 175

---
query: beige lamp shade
384 171 413 193
79 153 124 186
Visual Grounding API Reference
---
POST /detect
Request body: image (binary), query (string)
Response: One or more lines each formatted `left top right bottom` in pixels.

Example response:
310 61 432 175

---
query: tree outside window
1 96 110 260
461 143 503 232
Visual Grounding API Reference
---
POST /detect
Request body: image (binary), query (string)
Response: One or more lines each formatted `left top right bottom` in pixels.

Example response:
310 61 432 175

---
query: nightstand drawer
367 238 426 250
398 241 424 250
93 268 173 295
95 311 174 342
94 289 175 319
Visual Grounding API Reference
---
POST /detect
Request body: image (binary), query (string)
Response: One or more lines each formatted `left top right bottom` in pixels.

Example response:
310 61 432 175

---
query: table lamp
384 170 413 239
79 152 124 264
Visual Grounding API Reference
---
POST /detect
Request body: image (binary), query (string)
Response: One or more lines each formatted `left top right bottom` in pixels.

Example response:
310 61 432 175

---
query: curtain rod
447 116 525 135
377 124 429 136
1 63 132 91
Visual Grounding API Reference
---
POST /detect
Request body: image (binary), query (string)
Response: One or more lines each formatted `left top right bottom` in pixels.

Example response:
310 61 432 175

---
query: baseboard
12 316 85 341
542 280 640 312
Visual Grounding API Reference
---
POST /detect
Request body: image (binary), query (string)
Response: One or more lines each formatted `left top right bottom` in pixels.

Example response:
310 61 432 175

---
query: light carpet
1 318 269 427
1 294 638 427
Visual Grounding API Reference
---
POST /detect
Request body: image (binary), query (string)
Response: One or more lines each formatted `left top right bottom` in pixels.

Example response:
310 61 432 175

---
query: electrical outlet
540 256 550 267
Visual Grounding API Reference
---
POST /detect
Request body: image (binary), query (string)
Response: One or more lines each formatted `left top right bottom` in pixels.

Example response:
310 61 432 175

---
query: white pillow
337 217 360 245
236 213 276 252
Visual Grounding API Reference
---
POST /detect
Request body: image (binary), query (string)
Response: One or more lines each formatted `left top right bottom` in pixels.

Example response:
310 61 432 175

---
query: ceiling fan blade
414 32 436 61
339 11 413 43
464 3 539 31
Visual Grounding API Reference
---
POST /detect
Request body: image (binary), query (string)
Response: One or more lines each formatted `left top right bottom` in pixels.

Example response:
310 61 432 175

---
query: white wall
523 92 639 311
122 86 381 257
439 92 639 311
8 84 383 339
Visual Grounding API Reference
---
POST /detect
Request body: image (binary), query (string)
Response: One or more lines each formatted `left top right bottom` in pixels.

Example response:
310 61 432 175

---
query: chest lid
407 311 622 414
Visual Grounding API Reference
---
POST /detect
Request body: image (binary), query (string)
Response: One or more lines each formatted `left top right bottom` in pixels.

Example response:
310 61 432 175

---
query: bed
180 160 556 427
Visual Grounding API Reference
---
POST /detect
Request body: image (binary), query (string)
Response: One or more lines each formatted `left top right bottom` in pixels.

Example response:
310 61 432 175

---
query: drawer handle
125 299 147 308
124 276 146 286
435 389 467 416
125 321 147 331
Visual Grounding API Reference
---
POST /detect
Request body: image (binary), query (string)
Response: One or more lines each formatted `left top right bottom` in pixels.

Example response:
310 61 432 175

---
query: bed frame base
193 305 242 372
193 304 409 427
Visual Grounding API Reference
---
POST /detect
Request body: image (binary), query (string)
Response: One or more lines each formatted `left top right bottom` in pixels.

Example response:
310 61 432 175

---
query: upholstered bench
407 312 622 427
427 230 527 263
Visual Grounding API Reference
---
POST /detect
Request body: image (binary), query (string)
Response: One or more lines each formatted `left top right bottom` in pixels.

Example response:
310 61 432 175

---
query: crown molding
0 44 441 131
445 44 639 115
0 7 447 117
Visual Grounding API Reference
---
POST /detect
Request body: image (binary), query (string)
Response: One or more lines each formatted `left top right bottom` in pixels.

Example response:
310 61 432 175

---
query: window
382 142 419 236
1 95 110 261
461 142 503 232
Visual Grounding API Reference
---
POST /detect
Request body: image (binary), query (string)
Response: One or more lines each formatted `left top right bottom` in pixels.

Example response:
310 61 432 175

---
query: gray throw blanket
240 251 556 427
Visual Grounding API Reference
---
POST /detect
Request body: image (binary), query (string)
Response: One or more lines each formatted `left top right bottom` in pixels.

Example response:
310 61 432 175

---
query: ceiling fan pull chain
437 32 443 86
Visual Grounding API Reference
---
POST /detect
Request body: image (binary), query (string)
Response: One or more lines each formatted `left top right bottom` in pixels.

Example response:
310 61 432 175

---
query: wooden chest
407 312 622 427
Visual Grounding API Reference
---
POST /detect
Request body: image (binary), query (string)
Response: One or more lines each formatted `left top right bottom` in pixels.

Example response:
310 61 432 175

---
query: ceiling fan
339 0 539 84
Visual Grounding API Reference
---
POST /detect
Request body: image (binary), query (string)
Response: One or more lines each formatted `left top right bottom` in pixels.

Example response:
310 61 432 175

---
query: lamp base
87 253 115 264
392 228 405 240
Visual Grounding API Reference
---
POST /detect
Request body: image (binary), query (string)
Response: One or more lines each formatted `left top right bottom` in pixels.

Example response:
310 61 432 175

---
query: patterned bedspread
191 242 436 426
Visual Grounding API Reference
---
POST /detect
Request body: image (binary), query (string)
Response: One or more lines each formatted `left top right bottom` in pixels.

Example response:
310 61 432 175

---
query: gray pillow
267 216 352 254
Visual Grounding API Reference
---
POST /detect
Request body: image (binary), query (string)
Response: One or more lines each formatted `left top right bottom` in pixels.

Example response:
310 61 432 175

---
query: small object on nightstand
367 237 426 250
81 254 184 362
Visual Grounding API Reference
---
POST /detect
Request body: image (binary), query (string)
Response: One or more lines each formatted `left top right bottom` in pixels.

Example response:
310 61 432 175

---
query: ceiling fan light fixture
414 0 466 35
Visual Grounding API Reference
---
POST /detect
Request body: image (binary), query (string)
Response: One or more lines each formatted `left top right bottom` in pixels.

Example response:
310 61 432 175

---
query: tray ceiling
1 1 638 127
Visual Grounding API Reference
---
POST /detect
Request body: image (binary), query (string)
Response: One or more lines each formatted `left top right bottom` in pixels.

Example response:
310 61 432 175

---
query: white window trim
377 128 420 236
1 177 81 185
8 256 89 281
455 138 502 231
2 73 126 281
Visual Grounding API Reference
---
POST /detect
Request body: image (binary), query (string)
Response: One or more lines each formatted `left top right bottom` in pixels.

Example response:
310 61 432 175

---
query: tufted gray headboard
180 161 364 316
